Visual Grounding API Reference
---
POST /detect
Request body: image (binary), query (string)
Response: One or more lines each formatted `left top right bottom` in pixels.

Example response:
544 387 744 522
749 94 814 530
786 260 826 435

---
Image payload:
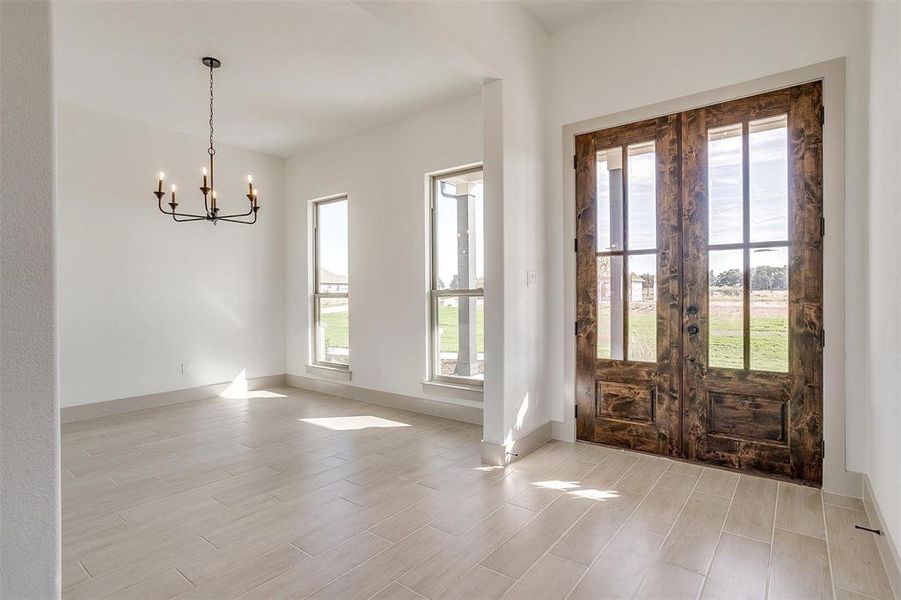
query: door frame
558 59 860 495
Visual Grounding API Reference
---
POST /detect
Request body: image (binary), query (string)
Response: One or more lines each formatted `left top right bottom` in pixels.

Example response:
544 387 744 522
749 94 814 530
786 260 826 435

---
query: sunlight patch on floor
532 479 620 501
569 488 620 500
532 480 581 491
220 370 288 399
299 416 411 431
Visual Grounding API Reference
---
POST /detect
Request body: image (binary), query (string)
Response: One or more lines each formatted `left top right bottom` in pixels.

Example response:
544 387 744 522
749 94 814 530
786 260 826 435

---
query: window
312 196 349 367
430 166 484 386
595 142 658 363
706 116 789 372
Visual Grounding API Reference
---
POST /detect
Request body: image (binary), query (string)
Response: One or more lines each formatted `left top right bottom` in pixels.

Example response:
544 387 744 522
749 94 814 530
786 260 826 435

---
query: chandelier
153 57 259 225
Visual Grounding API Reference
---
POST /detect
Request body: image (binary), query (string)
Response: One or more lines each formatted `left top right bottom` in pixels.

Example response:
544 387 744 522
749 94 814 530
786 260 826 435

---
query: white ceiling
519 0 624 33
52 1 481 157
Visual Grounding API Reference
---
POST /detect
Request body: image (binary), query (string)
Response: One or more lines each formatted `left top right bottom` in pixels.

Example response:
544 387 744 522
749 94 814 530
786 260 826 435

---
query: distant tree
751 265 787 291
712 268 742 288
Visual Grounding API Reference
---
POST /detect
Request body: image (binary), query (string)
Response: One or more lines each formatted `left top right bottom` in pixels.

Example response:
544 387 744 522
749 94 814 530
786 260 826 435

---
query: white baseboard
60 374 286 423
481 421 552 466
285 373 482 425
863 474 901 599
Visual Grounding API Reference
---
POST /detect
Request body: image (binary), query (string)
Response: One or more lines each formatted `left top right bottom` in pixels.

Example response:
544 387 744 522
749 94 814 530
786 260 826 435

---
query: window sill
306 363 352 381
420 380 483 405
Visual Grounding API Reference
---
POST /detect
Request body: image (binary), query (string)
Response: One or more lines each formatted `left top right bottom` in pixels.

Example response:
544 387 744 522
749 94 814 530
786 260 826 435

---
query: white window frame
429 165 484 388
312 195 349 370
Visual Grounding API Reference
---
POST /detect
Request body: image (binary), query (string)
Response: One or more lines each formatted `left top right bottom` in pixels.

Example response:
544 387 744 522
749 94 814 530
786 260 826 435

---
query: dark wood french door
575 82 824 484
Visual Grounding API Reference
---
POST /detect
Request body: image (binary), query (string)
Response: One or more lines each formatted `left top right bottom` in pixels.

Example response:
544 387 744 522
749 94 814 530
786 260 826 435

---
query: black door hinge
821 217 826 237
820 329 826 348
819 105 825 125
574 321 579 336
574 404 579 419
574 238 578 253
821 439 825 458
573 155 577 169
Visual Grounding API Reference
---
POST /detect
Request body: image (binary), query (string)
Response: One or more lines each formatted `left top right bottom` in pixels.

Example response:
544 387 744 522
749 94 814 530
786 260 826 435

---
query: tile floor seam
415 494 559 598
296 524 433 599
174 567 197 589
645 461 705 585
764 479 781 599
77 560 92 580
562 451 672 600
696 467 740 596
821 490 840 600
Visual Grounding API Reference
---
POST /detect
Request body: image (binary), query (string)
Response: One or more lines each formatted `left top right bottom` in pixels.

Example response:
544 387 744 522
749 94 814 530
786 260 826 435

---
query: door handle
687 325 699 335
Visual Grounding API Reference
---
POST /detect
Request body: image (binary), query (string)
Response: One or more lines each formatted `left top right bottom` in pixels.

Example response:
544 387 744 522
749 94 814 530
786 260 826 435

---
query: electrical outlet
180 362 191 376
526 271 538 287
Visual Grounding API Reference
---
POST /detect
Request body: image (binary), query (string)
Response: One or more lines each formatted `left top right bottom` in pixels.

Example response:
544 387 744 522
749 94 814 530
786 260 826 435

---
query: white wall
56 103 286 408
285 94 482 403
0 1 61 596
867 0 901 567
545 1 870 495
357 2 552 450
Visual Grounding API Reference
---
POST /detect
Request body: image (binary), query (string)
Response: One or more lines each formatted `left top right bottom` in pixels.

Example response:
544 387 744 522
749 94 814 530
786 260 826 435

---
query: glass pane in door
597 147 624 252
627 142 656 251
627 254 657 362
750 247 789 372
597 255 624 360
708 249 744 369
708 123 743 245
749 116 789 243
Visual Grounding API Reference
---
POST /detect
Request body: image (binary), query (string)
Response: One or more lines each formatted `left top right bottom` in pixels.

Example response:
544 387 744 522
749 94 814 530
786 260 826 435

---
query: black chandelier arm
215 205 255 219
156 193 210 220
217 210 259 225
172 214 208 223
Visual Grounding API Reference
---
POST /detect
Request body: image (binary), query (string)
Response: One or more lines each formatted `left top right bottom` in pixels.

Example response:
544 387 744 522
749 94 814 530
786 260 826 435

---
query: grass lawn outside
320 301 485 355
321 290 788 373
597 290 788 372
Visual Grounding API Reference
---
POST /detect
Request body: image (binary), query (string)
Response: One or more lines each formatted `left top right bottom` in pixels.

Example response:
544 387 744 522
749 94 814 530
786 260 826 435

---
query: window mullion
742 120 751 371
622 148 630 362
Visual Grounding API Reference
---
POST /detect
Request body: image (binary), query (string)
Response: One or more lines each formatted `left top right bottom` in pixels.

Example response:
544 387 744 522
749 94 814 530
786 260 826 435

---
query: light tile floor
61 386 894 599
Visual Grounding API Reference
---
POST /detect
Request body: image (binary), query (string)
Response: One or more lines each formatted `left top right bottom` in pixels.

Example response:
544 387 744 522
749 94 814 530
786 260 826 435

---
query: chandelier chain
208 63 215 156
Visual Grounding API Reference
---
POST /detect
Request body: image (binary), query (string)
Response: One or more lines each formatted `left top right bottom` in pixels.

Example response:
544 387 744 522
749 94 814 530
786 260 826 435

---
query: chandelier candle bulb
171 184 176 201
158 172 165 194
202 167 208 188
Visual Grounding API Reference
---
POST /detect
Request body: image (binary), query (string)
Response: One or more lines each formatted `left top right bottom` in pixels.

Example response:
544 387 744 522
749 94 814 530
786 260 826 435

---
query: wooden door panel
707 392 787 442
596 381 656 423
682 82 823 484
575 82 823 485
575 115 682 457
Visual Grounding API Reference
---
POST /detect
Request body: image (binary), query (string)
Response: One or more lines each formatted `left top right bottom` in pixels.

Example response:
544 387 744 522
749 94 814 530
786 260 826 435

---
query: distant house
320 268 348 293
631 274 645 301
597 274 651 302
